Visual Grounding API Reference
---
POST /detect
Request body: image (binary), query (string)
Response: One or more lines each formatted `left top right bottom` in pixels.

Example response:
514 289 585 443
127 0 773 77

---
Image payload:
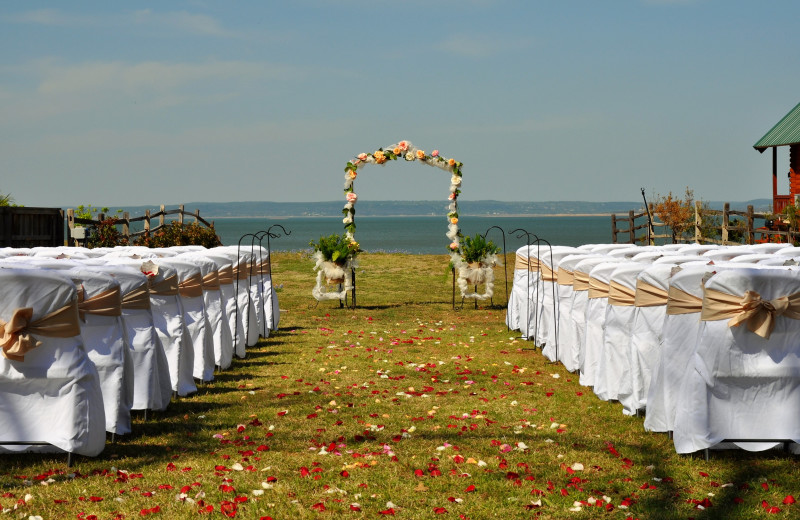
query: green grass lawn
0 252 798 519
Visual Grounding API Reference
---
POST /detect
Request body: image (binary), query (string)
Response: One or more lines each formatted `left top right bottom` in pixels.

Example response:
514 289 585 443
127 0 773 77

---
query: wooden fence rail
66 204 215 247
612 202 788 245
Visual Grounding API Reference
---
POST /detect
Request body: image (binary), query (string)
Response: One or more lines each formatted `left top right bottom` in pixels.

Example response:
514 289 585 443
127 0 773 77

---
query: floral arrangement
309 233 360 264
451 233 501 301
310 233 360 301
342 140 463 252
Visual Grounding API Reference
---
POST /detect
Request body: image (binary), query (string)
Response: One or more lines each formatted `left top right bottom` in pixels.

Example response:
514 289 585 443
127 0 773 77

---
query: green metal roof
754 101 800 152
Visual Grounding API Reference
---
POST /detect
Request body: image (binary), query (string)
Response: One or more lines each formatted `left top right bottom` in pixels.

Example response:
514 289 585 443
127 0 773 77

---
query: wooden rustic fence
612 202 783 245
66 204 215 247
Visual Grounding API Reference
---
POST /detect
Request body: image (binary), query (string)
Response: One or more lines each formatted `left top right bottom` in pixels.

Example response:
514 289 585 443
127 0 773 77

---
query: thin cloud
3 8 241 39
2 8 93 26
437 34 529 58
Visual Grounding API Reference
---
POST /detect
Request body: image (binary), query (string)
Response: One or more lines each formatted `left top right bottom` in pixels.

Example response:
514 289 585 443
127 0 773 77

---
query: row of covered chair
507 241 800 453
0 245 279 458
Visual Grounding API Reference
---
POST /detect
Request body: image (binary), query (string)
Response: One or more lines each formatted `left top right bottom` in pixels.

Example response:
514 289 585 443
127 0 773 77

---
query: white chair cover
157 258 214 383
618 263 675 415
579 260 626 387
85 262 172 412
0 268 106 456
673 267 800 453
570 256 623 385
66 267 134 435
536 247 581 357
212 247 258 355
196 252 235 370
555 254 603 372
593 262 647 403
506 245 536 337
643 263 721 433
109 259 197 396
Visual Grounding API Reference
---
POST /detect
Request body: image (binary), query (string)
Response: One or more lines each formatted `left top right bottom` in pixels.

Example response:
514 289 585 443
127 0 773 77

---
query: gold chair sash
257 260 271 276
233 262 249 280
78 286 122 321
608 280 636 306
573 271 591 292
178 272 204 298
635 280 669 307
557 267 574 286
700 287 800 339
666 286 703 315
150 274 179 296
514 254 539 272
1 300 81 362
122 282 151 310
588 277 610 299
202 271 220 291
540 263 557 282
217 265 233 285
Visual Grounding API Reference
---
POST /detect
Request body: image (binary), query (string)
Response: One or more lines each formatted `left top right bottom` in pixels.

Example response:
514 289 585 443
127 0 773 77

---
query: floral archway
313 140 495 302
342 140 463 250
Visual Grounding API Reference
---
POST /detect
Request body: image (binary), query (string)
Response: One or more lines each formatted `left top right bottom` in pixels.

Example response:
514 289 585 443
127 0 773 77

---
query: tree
652 187 694 243
0 190 13 206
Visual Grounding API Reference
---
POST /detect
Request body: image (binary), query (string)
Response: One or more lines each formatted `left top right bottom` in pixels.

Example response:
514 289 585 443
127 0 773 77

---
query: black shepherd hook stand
482 225 510 309
509 228 540 340
531 236 559 364
259 225 291 333
235 233 261 351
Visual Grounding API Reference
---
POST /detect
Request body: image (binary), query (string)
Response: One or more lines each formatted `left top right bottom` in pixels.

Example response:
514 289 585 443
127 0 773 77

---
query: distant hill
63 199 774 218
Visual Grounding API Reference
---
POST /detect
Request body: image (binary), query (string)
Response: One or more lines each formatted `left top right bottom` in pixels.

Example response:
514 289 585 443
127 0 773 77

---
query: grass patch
0 252 798 519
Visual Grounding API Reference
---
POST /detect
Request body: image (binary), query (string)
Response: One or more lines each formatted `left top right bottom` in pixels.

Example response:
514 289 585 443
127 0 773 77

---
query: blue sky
2 0 799 208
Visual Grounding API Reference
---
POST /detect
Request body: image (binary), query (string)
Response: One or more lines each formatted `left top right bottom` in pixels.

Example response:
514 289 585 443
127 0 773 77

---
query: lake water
210 215 614 254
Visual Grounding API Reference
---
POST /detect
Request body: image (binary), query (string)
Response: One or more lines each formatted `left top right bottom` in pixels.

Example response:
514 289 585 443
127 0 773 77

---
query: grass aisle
1 253 798 519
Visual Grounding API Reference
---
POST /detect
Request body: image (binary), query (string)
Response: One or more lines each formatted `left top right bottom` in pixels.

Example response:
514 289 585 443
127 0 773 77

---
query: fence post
611 214 617 244
194 209 200 223
159 205 165 228
145 210 151 234
628 210 635 244
122 212 130 240
694 200 702 243
67 208 75 247
178 204 184 225
722 203 730 244
648 203 655 245
747 205 754 245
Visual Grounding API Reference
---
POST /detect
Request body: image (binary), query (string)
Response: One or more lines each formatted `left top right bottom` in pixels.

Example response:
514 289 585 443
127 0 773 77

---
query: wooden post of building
144 209 151 234
122 212 130 240
628 210 635 244
747 205 755 245
178 204 184 225
694 200 702 243
611 214 617 244
721 203 730 244
66 208 75 247
159 205 165 228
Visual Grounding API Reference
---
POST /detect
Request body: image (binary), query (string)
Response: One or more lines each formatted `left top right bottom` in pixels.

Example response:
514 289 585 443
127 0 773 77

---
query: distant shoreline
207 213 615 219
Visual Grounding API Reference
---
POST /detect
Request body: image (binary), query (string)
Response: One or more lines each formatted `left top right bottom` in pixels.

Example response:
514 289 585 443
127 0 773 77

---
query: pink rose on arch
398 141 409 151
449 242 459 250
431 150 439 157
448 193 456 200
358 153 368 161
346 192 358 203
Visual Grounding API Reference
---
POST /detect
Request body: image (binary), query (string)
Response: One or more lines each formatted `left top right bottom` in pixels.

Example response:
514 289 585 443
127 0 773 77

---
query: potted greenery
310 234 360 299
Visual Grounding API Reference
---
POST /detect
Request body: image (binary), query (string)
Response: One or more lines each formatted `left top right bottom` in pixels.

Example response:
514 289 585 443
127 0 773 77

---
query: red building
754 101 800 215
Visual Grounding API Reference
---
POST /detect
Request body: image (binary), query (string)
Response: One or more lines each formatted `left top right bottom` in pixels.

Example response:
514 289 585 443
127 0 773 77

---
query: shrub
134 221 221 248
